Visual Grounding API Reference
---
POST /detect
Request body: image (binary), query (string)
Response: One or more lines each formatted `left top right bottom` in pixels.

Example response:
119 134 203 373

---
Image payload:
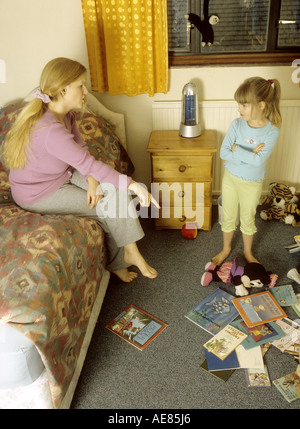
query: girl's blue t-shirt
220 117 280 182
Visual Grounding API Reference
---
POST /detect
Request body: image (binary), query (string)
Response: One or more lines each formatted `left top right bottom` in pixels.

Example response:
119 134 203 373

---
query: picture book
200 359 235 382
235 344 264 369
204 348 240 371
245 366 271 387
230 319 286 350
232 291 287 328
185 288 239 335
269 284 298 306
283 343 300 360
272 319 300 351
205 345 264 371
105 304 168 351
203 325 247 360
273 371 300 402
292 293 300 317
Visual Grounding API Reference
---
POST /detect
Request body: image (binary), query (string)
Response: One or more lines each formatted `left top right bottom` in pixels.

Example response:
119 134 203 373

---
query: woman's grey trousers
19 171 145 271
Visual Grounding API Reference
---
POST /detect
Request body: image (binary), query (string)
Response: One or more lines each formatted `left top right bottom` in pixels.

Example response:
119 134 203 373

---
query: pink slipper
201 271 213 287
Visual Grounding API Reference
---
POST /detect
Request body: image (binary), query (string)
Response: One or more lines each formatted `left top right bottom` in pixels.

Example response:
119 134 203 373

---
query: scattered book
185 288 239 335
200 359 235 382
203 325 247 360
230 319 286 350
272 318 300 352
269 284 298 306
292 293 300 317
105 304 168 351
273 371 300 402
204 344 264 370
232 290 287 328
204 348 240 371
285 234 300 253
245 366 271 387
234 344 264 369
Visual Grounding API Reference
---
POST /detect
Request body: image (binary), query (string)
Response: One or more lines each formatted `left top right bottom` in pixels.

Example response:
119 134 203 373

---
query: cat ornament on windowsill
185 0 219 47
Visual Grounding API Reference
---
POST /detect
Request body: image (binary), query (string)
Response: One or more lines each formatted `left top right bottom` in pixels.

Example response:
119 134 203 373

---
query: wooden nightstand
147 130 217 231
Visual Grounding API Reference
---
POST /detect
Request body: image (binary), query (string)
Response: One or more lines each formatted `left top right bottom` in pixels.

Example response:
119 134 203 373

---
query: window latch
187 20 193 46
277 19 297 26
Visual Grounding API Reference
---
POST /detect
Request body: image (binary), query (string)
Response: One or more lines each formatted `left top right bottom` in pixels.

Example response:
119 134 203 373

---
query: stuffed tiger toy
260 182 300 227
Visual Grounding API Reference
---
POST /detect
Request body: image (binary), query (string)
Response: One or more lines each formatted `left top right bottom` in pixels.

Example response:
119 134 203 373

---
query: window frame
168 0 300 67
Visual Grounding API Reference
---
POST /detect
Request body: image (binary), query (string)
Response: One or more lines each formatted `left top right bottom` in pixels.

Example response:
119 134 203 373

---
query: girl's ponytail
268 78 282 128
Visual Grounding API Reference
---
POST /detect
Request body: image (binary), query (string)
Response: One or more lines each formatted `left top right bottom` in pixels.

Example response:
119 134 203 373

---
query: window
168 0 300 66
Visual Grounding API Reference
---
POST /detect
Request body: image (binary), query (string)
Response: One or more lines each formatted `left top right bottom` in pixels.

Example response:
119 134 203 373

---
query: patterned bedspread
0 104 134 408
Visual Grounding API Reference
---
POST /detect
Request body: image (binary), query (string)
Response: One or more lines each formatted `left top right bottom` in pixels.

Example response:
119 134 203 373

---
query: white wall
1 0 299 187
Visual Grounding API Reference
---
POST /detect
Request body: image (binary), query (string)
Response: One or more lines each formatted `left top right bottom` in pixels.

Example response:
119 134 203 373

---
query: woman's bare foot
123 242 158 279
112 268 138 283
212 248 231 266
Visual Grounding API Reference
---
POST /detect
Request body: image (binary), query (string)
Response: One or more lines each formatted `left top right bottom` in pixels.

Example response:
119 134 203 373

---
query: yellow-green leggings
221 169 263 235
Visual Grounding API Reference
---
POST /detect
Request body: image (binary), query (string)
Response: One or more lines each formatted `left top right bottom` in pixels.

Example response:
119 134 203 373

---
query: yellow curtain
81 0 169 97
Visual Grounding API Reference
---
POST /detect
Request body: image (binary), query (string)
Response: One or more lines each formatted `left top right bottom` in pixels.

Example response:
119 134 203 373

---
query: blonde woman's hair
234 76 282 128
4 58 87 169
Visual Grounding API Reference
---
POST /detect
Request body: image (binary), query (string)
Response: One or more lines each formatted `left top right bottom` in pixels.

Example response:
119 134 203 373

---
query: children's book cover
272 318 300 351
232 291 287 328
105 304 168 351
245 366 271 387
292 293 300 317
269 284 298 306
203 325 247 360
273 372 300 402
185 288 239 335
230 319 286 349
204 348 240 371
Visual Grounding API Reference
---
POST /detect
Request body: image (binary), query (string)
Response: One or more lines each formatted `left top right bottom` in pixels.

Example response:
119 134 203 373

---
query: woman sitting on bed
4 57 159 283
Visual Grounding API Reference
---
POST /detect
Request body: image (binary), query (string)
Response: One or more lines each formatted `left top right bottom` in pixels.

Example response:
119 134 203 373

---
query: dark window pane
167 0 190 51
277 0 300 47
199 0 270 53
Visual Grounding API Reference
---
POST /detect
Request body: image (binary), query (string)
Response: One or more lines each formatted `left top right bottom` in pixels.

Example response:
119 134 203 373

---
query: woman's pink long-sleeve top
9 109 131 205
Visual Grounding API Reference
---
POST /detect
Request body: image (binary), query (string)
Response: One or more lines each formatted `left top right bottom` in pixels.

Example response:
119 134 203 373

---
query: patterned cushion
0 104 134 197
75 112 134 176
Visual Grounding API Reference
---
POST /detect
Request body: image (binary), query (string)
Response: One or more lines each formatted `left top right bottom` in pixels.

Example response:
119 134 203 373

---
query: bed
0 92 134 409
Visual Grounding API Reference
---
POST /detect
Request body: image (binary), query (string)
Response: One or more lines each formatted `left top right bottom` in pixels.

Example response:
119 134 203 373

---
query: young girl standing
212 76 281 266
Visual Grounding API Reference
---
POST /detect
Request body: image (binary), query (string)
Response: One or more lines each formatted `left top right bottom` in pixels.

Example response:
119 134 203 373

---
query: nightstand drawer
155 206 212 231
152 155 213 181
152 182 212 207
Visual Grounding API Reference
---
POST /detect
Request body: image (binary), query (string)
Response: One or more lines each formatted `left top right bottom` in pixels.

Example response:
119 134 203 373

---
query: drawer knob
178 190 185 198
179 216 186 222
178 165 186 173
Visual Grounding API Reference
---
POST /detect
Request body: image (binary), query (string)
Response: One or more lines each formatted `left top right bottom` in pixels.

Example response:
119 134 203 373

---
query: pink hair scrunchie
34 88 51 104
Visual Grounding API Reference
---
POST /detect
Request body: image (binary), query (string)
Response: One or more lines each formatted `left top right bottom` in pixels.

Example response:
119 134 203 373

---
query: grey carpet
71 206 300 409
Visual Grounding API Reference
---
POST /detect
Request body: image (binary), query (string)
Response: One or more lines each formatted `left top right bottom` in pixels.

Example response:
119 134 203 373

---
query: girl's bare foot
123 243 158 279
112 268 138 283
242 234 259 264
212 248 231 266
243 251 260 264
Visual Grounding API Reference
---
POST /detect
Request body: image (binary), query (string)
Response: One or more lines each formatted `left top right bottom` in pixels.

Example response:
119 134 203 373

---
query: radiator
152 100 300 196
